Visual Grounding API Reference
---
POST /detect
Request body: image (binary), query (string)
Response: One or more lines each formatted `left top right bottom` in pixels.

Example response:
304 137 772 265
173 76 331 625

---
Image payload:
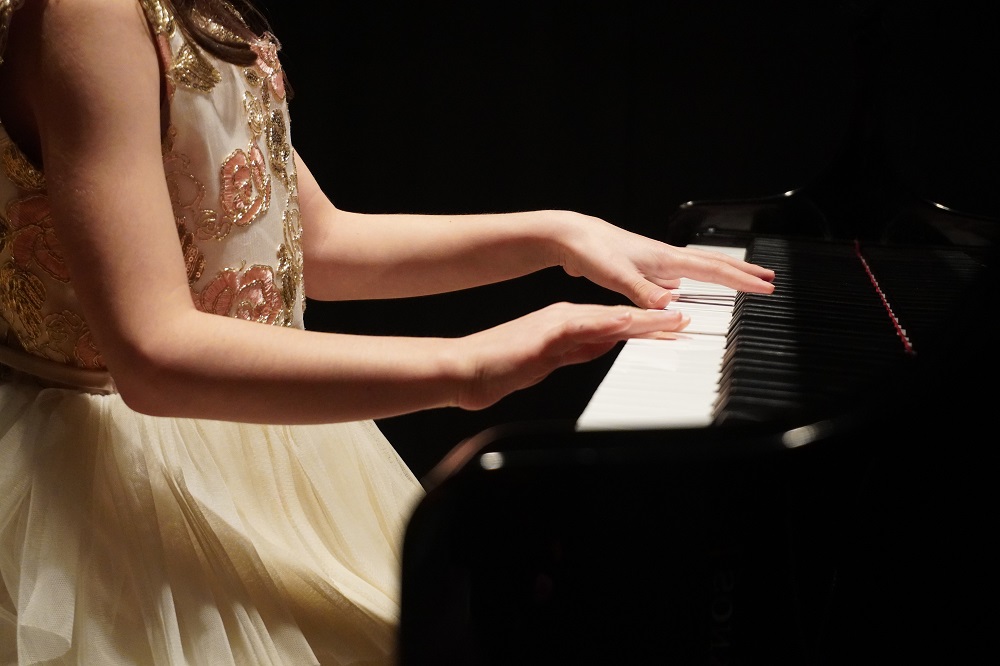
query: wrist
527 209 588 271
433 337 476 410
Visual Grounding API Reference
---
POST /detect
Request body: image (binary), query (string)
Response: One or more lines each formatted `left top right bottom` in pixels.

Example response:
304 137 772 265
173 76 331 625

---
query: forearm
112 309 466 424
302 206 581 301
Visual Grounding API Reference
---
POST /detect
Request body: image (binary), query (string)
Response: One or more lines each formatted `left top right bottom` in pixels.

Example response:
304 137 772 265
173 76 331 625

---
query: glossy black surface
400 249 998 663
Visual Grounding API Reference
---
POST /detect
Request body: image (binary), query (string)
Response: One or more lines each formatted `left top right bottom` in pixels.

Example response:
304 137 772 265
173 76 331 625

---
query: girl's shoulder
0 0 160 167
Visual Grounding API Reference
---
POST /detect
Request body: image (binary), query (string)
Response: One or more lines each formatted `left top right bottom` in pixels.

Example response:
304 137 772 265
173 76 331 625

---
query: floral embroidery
163 149 207 220
265 110 291 191
176 222 205 285
162 149 226 241
220 145 271 230
250 37 286 101
172 42 222 92
43 310 103 368
276 204 303 326
0 0 306 381
243 67 264 92
244 92 265 139
191 6 248 45
0 195 101 368
0 261 45 351
244 37 292 191
194 264 282 324
4 194 69 282
73 325 102 367
2 140 44 191
138 0 174 36
140 0 220 93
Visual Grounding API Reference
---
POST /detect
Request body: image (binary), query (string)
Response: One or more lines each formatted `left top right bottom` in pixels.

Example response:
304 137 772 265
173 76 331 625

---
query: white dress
0 2 424 664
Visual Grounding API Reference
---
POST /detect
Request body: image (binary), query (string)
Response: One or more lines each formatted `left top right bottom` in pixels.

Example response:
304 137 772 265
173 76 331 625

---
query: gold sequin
219 145 271 232
43 310 103 368
192 209 232 241
161 124 177 154
276 205 303 326
0 261 46 355
138 0 174 37
242 36 292 192
162 150 222 242
1 0 306 379
266 110 291 191
191 6 247 45
171 43 222 92
176 222 206 285
244 92 265 140
243 67 264 90
5 194 69 282
193 263 282 324
2 141 45 191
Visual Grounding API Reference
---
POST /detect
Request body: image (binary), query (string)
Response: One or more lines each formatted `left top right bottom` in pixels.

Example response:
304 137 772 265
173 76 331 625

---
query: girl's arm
295 153 774 307
17 0 694 425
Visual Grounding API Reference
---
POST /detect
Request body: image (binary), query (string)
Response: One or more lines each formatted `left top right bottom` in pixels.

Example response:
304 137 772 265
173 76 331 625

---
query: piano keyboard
577 237 990 432
576 244 746 431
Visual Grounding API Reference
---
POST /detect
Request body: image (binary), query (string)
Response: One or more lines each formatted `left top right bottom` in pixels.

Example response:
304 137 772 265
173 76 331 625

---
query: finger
681 247 776 284
604 269 680 309
557 309 690 364
632 280 677 310
556 340 623 367
630 308 691 334
578 307 690 341
672 253 776 294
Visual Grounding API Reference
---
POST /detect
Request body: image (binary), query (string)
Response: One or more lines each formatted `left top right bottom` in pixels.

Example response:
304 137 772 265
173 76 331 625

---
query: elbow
102 330 193 418
110 355 180 417
116 381 168 418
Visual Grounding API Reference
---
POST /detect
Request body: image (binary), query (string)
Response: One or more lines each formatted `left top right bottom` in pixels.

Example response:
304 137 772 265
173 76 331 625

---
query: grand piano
396 2 998 663
398 225 997 666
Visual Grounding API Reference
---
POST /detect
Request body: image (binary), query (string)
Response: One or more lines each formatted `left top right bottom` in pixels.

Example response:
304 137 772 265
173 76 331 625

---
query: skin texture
0 0 774 425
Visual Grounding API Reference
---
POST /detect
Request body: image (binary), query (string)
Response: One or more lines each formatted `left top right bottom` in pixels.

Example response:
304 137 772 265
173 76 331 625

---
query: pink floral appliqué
220 145 271 229
251 37 286 101
4 194 70 282
195 264 282 324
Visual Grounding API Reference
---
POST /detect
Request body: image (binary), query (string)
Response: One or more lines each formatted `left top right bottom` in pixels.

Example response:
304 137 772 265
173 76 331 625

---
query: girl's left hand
557 214 775 309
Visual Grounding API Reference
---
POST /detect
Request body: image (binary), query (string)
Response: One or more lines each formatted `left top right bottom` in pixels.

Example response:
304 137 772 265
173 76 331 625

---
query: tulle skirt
0 379 425 665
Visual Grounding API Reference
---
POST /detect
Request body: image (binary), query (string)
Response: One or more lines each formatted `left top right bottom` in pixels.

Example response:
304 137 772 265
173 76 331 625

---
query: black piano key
709 237 987 425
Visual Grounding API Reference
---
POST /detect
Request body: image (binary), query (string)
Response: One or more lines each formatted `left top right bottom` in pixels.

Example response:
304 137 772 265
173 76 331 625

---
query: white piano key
576 334 727 430
576 244 746 431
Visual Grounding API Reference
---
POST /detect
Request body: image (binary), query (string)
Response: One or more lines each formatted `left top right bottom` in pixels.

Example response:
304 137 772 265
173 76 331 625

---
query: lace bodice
0 0 304 377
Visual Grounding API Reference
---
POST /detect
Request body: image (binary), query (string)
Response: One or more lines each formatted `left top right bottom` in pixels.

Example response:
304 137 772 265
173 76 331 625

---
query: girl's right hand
451 302 689 411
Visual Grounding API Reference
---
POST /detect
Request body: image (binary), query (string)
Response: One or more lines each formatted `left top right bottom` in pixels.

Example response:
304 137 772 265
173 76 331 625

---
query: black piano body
398 230 998 665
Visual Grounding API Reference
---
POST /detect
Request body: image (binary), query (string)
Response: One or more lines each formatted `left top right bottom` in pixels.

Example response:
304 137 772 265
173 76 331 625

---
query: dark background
261 1 996 479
